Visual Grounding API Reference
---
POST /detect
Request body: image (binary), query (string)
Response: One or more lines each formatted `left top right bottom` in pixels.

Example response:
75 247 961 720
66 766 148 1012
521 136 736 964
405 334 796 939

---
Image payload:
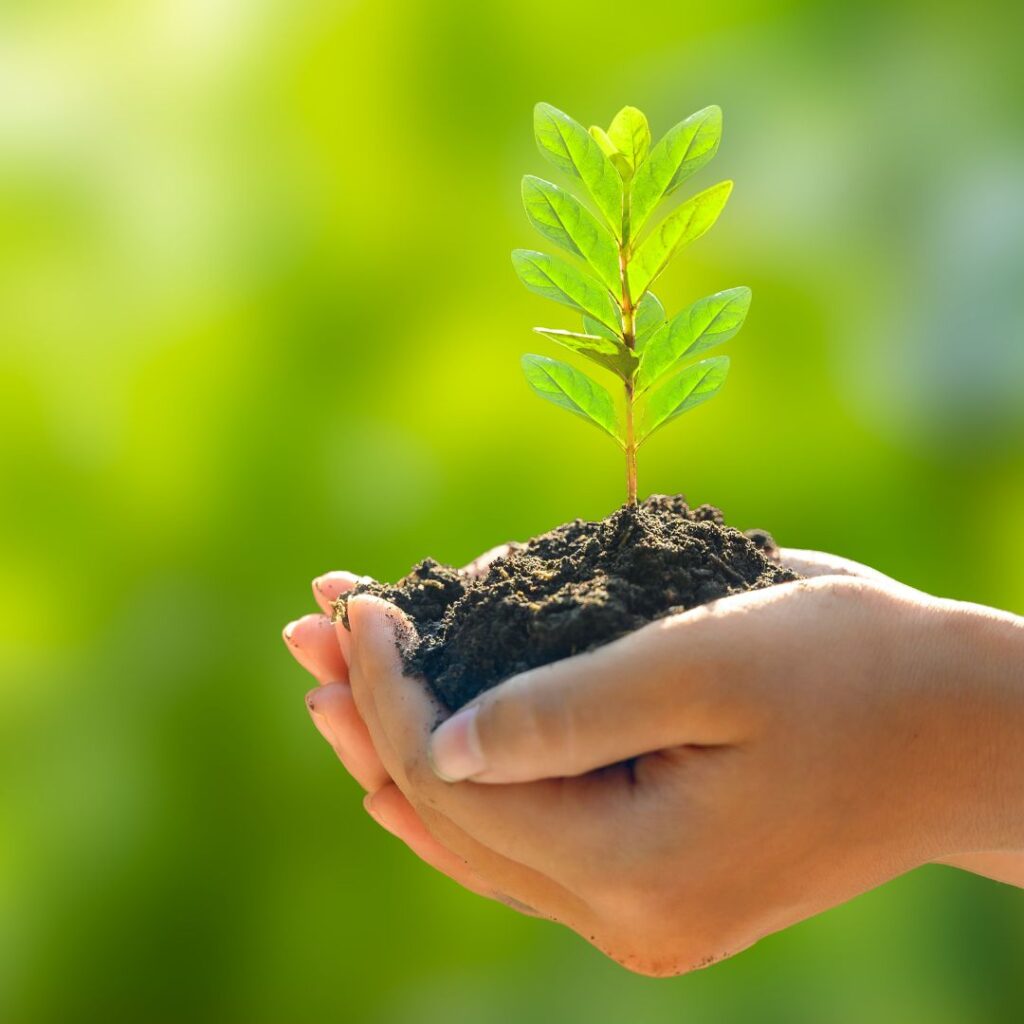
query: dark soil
336 494 800 710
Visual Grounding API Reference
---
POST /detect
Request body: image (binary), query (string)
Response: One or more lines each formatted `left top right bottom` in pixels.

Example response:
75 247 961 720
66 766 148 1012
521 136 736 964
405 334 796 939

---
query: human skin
283 552 1024 976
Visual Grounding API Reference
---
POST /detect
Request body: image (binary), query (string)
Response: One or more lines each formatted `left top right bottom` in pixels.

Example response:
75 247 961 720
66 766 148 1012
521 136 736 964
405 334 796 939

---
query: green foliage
633 291 666 349
532 328 638 380
521 354 622 442
521 176 620 291
637 286 750 392
533 103 623 234
629 105 722 236
514 101 750 502
640 356 730 441
605 106 651 174
511 248 620 332
628 180 733 296
588 124 633 179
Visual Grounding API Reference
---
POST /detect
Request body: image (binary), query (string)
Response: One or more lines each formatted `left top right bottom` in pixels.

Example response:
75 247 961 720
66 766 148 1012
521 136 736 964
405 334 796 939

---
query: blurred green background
2 1 1023 1021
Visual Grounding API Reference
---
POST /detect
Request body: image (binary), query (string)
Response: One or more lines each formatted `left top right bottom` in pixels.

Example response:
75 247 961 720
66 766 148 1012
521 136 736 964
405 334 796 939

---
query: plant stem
619 220 638 507
624 379 637 505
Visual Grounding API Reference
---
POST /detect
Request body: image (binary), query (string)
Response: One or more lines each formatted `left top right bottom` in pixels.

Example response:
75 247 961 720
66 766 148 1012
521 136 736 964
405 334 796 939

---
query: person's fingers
311 570 366 615
346 593 598 921
283 614 348 684
427 581 824 785
346 595 625 879
306 683 389 791
313 571 373 662
365 784 534 908
306 670 558 916
779 549 894 583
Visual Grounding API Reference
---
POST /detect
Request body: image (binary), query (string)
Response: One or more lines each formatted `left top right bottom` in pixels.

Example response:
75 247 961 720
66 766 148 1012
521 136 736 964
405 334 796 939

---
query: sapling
514 103 752 506
326 103 793 710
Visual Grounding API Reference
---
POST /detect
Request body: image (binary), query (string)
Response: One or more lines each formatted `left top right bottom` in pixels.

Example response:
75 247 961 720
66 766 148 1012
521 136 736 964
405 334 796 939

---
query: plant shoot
513 103 751 505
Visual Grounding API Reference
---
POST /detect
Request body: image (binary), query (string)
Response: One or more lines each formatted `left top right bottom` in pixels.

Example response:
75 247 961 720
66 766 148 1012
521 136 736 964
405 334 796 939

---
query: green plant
513 103 751 505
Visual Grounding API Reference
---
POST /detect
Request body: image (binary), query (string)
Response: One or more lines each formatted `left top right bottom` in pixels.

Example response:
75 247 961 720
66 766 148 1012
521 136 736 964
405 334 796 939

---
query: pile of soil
336 494 800 710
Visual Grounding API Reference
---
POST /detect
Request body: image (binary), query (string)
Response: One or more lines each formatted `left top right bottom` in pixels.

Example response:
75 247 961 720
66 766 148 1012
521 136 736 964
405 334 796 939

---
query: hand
284 553 1024 976
282 547 861 793
282 547 521 905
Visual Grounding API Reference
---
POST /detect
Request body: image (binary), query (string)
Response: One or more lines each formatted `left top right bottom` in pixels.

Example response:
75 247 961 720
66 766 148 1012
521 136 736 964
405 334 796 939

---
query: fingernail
363 792 397 835
429 706 485 782
283 620 301 646
305 690 341 747
311 573 341 596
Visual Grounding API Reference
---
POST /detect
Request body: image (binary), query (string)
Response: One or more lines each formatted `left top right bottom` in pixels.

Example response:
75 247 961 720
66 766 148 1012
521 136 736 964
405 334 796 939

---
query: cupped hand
284 551 1024 976
283 548 522 905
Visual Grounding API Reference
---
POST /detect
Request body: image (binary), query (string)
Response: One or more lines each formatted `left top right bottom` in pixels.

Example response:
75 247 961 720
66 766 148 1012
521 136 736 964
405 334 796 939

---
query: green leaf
589 125 616 156
637 287 751 391
589 125 632 178
582 314 621 342
521 354 622 442
534 103 624 234
521 176 620 292
607 106 651 172
639 356 730 442
512 249 620 333
533 327 639 379
629 105 722 237
633 292 665 349
627 180 733 297
533 326 619 356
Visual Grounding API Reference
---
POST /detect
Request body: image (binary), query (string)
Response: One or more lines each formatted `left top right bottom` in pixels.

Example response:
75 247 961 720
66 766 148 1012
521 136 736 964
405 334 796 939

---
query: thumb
427 608 743 785
779 548 894 584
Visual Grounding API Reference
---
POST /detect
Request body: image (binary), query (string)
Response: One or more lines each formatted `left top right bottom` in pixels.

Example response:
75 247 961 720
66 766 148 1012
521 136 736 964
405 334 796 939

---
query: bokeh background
2 1 1023 1021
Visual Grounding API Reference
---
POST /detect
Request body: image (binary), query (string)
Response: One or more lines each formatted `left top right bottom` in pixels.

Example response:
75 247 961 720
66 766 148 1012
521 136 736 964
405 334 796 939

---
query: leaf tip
533 101 563 122
686 104 723 129
520 174 545 202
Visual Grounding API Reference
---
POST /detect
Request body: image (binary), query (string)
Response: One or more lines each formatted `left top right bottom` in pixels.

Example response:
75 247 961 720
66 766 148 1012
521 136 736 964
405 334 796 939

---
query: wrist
926 597 1024 856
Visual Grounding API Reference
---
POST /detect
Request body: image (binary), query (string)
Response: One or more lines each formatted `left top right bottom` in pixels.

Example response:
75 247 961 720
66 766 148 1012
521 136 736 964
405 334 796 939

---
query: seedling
513 103 751 505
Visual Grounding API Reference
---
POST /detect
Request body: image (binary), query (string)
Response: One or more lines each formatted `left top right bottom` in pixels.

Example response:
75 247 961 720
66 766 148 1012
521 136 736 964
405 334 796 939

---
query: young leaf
521 176 620 292
627 180 733 298
634 291 666 349
637 286 751 391
607 106 651 172
589 125 633 178
533 327 639 379
534 103 624 234
665 107 723 196
639 355 730 442
589 124 616 156
521 354 622 442
629 105 722 237
512 249 620 333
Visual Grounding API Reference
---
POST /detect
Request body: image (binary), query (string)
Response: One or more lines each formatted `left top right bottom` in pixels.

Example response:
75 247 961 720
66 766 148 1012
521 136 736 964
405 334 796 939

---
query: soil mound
337 495 800 709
